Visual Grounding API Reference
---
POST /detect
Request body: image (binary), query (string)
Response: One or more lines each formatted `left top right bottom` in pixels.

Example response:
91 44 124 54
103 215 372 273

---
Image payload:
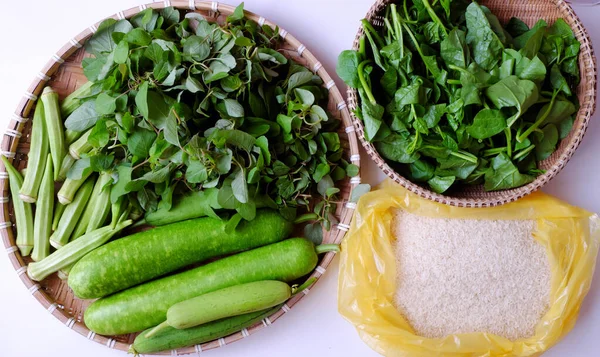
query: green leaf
428 175 456 193
256 48 288 65
375 134 420 164
183 35 210 61
232 168 249 203
536 100 576 125
287 72 314 94
550 64 572 96
466 109 507 139
295 88 315 107
88 119 110 148
321 133 341 152
361 98 384 141
163 111 180 147
138 164 172 183
95 93 117 115
223 99 244 117
135 81 149 119
186 160 208 183
213 129 256 152
304 223 323 245
65 101 101 132
85 19 133 56
350 183 371 203
533 124 559 161
465 2 504 70
128 129 157 158
515 55 546 82
441 28 469 68
316 175 334 196
336 50 360 88
255 136 271 165
161 7 180 26
484 153 534 191
126 28 152 46
346 164 359 177
67 157 92 180
114 40 129 64
146 91 171 129
485 76 539 126
435 156 478 180
236 200 256 221
227 3 245 23
559 116 574 139
514 19 547 59
313 163 330 182
204 61 230 83
410 159 435 182
110 164 132 203
394 80 425 107
424 104 447 128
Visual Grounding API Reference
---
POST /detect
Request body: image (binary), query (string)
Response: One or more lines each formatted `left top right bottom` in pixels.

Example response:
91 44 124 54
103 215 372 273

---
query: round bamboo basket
347 0 597 207
0 1 359 354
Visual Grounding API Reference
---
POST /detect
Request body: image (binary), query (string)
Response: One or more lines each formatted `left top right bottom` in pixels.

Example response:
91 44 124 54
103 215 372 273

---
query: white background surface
0 1 599 356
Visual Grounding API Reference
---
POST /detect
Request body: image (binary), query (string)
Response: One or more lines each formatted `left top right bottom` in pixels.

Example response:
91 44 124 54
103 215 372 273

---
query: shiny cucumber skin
168 280 291 328
69 209 293 299
84 238 318 335
131 305 281 354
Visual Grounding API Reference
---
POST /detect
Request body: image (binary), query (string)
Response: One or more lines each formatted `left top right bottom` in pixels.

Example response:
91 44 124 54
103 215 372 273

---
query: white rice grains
391 210 551 341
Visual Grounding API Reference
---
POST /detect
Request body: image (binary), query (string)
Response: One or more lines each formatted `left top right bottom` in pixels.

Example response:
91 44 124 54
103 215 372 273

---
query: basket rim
346 0 597 208
0 0 359 354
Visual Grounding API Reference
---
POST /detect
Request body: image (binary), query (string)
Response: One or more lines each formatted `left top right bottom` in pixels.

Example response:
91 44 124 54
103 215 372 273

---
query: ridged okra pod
19 102 49 202
31 155 54 262
0 156 34 256
50 177 95 249
41 87 65 180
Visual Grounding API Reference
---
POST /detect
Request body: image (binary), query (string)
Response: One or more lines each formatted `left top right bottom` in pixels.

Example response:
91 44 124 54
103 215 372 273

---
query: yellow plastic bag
338 180 600 357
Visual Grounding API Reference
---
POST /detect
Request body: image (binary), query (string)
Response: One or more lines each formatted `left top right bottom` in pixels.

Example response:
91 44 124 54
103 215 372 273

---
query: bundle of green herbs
63 4 356 240
337 0 580 193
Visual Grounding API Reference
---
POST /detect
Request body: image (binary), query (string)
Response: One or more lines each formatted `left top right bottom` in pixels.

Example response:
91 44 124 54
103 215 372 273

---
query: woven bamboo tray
0 1 359 354
348 0 597 207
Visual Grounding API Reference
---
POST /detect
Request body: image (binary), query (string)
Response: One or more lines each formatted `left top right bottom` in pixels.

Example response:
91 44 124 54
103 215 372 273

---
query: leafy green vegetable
74 5 351 230
337 0 580 193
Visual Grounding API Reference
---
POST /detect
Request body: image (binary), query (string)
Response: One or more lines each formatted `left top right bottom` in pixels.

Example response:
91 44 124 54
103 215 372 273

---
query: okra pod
52 202 66 231
28 220 132 281
72 172 112 239
61 81 94 118
57 154 75 182
65 130 83 145
50 177 95 249
41 87 66 181
1 157 34 256
57 169 93 205
19 102 49 203
68 129 92 159
31 155 54 262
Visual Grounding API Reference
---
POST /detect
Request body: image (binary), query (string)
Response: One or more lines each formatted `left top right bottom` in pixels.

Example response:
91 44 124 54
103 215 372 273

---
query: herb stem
421 0 448 36
482 147 506 157
446 79 461 85
358 37 367 60
390 4 404 59
294 213 318 224
357 60 377 104
315 244 340 254
504 128 512 158
517 91 559 143
361 20 385 49
513 144 536 161
449 150 478 163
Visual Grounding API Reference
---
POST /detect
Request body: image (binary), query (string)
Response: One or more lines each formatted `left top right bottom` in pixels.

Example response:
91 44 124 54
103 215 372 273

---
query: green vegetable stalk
61 81 94 118
72 172 112 239
19 103 49 202
57 170 93 205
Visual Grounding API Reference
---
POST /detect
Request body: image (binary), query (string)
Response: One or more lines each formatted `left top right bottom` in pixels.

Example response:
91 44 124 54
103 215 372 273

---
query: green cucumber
84 238 335 335
146 281 291 338
131 305 281 354
69 209 293 299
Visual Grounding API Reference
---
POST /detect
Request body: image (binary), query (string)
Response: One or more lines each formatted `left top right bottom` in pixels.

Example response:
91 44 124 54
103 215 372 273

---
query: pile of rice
391 210 551 341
